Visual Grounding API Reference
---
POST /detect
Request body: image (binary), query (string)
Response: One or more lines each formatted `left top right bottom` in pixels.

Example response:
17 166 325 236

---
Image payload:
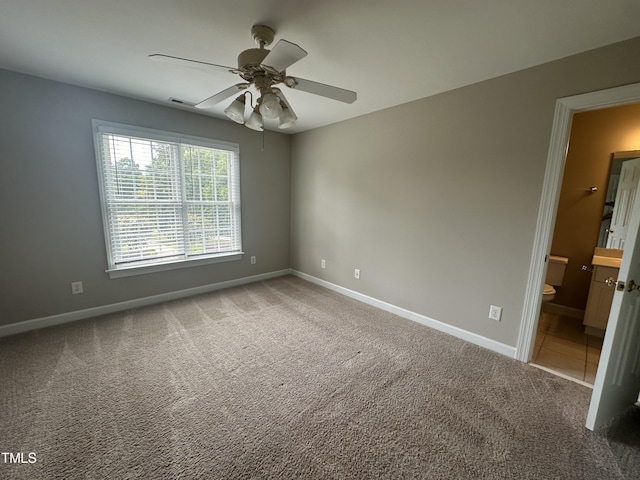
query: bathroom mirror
597 150 640 249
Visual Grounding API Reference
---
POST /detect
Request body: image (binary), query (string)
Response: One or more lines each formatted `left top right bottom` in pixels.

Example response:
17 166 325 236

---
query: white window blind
94 121 241 273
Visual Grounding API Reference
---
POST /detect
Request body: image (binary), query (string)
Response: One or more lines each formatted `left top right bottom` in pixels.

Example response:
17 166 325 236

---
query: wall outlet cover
489 305 502 321
71 281 83 295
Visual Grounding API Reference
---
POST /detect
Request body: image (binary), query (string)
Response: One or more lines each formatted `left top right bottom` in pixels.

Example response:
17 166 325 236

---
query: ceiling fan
150 25 357 131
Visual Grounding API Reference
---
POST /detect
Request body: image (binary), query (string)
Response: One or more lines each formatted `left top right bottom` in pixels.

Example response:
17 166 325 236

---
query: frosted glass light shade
246 109 264 131
224 96 246 124
259 92 282 119
278 106 297 129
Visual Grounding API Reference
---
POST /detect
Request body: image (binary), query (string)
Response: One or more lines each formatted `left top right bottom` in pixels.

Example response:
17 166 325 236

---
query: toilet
542 255 569 303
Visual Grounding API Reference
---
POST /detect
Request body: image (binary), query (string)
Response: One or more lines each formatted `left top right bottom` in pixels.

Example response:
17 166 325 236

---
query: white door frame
516 82 640 363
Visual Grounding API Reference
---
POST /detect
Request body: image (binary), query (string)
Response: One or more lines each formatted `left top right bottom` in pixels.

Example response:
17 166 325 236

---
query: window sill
106 252 244 279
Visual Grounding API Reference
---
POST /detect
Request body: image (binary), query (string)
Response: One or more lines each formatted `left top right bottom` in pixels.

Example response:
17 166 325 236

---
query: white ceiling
1 0 639 134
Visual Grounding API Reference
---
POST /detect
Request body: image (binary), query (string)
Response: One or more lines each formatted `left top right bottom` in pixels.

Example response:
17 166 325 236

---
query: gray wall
290 37 640 347
3 37 640 345
0 69 291 325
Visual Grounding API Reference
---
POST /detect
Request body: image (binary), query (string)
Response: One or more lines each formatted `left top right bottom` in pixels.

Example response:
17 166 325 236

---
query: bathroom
531 101 640 384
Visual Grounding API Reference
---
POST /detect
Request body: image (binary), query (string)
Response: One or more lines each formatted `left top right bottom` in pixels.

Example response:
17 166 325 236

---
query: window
93 121 242 278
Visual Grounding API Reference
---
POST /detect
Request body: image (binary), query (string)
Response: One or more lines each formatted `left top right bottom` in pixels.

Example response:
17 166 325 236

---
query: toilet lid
543 284 556 295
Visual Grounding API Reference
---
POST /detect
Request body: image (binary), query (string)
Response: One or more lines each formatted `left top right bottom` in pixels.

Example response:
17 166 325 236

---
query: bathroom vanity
583 248 623 336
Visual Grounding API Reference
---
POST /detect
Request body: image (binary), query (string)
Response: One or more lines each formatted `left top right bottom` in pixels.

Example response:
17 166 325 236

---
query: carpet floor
1 275 639 479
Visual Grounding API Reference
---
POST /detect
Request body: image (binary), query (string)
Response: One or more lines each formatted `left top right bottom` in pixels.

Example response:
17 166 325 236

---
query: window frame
92 120 243 279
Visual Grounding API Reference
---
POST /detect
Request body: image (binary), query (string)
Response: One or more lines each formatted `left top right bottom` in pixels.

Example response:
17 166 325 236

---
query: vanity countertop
592 255 622 268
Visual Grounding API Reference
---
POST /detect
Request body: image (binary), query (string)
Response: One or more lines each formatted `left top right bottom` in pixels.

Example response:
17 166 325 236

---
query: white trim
0 269 291 338
515 99 571 363
516 82 640 363
5 267 518 358
291 270 517 359
107 252 244 278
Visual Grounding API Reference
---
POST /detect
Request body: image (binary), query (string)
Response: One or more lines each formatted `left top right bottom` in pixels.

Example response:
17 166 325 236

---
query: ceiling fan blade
287 77 357 104
261 40 308 73
149 54 235 74
272 88 294 110
195 84 248 109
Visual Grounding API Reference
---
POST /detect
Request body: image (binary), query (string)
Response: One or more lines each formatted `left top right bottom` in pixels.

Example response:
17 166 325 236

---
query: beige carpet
1 275 639 479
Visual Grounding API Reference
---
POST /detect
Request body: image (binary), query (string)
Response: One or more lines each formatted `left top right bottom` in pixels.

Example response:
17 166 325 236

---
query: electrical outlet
250 256 256 264
489 305 502 321
354 268 360 279
321 259 326 269
71 281 83 295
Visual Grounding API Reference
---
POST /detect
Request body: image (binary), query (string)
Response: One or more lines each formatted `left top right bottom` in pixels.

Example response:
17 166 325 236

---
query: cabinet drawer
594 265 619 283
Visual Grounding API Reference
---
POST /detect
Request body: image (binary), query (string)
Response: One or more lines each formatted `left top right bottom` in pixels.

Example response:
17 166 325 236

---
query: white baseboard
291 270 518 359
0 269 291 338
3 268 519 360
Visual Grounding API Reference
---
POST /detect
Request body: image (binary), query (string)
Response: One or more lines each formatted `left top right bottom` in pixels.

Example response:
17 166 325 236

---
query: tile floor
531 312 603 385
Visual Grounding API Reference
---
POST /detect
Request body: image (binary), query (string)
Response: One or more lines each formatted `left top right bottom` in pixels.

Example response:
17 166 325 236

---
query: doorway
516 82 640 430
517 82 640 365
529 110 640 385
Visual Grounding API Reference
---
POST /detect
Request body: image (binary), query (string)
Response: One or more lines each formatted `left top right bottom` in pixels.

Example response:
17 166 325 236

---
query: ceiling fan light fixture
278 104 297 129
224 95 246 124
259 92 282 119
153 25 358 132
246 107 264 131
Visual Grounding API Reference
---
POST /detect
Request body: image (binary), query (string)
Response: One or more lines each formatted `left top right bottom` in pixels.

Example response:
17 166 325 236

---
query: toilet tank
546 255 569 286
